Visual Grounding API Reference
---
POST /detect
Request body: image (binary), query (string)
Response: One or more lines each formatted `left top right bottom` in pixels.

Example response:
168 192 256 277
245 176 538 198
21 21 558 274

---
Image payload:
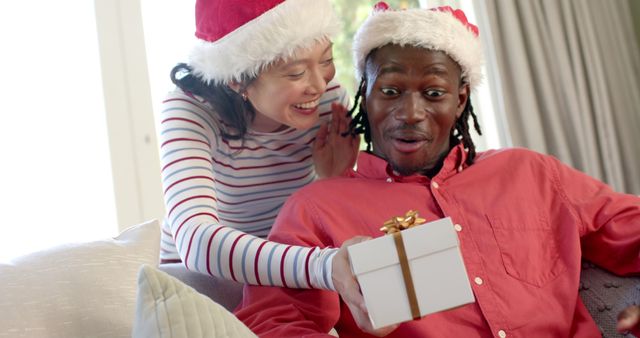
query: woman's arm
158 91 337 289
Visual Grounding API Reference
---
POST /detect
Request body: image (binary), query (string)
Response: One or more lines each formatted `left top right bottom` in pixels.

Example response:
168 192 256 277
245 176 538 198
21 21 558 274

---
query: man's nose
395 92 427 123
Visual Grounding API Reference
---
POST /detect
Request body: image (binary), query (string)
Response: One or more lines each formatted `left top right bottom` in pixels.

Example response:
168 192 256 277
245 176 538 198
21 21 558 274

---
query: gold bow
380 210 427 234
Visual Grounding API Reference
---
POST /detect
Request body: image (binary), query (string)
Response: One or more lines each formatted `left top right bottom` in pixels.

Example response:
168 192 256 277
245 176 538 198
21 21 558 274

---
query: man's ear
456 83 470 118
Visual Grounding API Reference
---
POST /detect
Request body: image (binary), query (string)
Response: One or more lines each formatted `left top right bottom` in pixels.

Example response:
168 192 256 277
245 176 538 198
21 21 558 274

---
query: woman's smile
293 98 320 114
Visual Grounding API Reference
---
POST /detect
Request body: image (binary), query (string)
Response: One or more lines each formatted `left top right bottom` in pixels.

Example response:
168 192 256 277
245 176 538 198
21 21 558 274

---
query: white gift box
348 217 475 329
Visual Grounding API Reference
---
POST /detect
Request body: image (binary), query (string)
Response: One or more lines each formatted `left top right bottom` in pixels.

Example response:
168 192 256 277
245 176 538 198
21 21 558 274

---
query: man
234 4 640 337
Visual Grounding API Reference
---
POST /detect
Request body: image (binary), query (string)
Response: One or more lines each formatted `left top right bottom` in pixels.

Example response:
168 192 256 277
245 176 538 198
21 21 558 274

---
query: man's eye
381 87 399 96
321 57 334 66
424 89 444 97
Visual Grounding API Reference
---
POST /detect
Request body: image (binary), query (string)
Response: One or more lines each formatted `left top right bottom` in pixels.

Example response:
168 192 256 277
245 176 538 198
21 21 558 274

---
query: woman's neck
250 113 287 133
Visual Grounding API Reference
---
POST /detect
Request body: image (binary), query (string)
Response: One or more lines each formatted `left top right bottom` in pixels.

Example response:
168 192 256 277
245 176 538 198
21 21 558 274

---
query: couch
0 219 637 337
159 262 640 338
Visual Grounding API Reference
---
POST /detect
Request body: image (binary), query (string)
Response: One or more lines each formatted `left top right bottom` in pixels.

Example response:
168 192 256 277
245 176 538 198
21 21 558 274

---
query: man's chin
390 162 424 176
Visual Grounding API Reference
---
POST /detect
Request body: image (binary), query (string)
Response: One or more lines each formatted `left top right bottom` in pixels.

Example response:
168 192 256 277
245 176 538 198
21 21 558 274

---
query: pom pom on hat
190 0 341 85
353 2 484 90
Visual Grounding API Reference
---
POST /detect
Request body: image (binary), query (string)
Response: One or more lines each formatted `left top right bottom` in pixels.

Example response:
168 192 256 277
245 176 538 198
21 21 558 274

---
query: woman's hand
332 236 399 337
313 102 360 179
617 305 640 335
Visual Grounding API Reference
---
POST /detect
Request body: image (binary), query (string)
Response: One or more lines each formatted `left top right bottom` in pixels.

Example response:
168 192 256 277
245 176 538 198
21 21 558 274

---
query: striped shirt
159 80 348 290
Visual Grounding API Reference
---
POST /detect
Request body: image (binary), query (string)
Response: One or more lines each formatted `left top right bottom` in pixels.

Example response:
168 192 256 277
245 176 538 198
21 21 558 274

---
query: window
141 0 196 123
0 1 117 260
0 0 509 261
140 0 507 153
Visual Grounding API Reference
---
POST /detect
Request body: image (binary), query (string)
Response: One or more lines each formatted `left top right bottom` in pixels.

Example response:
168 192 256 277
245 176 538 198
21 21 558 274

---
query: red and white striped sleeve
158 90 339 290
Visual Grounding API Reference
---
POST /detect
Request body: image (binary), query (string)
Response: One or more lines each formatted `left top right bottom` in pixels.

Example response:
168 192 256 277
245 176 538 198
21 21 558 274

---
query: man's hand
617 305 640 335
332 236 399 337
313 102 360 179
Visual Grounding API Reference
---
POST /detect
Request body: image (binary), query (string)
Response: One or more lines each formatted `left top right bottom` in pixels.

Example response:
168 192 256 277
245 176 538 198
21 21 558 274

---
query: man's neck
420 142 455 178
422 160 445 178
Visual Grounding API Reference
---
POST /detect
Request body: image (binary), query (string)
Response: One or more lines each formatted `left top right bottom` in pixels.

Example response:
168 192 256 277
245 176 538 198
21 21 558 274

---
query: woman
159 0 359 291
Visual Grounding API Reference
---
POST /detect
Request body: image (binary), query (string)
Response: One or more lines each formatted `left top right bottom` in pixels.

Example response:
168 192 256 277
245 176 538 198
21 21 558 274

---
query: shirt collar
353 143 469 182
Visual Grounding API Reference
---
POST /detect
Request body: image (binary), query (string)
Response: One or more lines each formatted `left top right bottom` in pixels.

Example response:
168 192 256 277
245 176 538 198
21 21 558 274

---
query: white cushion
0 219 160 338
133 264 256 338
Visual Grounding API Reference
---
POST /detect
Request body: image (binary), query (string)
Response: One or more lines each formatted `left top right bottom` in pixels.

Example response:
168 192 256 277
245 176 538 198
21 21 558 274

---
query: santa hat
189 0 341 85
353 2 483 90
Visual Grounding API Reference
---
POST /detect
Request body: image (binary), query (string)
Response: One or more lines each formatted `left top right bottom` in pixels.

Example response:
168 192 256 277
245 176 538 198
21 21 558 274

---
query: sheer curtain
483 0 640 194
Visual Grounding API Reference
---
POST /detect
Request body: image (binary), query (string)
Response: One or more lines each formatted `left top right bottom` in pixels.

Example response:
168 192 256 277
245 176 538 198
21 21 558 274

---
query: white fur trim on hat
189 0 340 85
353 8 483 90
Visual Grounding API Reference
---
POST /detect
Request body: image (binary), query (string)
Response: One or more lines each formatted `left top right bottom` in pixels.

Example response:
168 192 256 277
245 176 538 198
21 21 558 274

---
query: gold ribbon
382 210 426 320
380 210 426 234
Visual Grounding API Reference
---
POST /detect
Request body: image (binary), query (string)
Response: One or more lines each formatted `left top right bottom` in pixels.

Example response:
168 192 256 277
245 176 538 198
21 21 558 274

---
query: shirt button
474 277 483 285
386 178 393 183
431 181 439 189
454 224 463 232
498 330 507 338
457 166 463 173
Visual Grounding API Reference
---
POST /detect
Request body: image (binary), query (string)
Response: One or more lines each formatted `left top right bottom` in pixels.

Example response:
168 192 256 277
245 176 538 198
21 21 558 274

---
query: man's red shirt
235 145 640 338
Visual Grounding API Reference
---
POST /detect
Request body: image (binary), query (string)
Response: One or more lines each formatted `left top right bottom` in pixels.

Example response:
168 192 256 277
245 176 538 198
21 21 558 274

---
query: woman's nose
305 67 327 95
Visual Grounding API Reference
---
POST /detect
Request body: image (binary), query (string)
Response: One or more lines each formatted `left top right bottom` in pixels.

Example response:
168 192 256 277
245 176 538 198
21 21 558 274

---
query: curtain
483 0 640 194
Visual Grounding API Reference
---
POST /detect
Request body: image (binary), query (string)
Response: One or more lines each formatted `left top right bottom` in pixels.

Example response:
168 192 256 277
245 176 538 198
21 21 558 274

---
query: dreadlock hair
453 94 482 165
170 63 256 141
345 78 371 149
346 77 483 166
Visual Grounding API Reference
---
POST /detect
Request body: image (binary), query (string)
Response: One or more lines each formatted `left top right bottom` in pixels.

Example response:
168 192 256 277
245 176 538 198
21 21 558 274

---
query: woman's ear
227 81 242 94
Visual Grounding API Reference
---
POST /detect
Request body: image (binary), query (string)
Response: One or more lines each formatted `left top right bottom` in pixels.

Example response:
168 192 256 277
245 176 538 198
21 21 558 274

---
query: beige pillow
0 219 160 338
133 264 256 338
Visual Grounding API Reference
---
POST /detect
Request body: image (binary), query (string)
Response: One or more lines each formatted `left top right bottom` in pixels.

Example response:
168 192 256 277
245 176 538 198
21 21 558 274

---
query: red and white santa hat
353 2 483 90
189 0 341 85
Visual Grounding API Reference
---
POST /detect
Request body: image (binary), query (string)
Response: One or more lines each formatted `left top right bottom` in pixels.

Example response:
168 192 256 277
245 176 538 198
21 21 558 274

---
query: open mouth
393 133 430 143
396 137 422 143
388 131 432 153
392 138 427 153
293 99 319 110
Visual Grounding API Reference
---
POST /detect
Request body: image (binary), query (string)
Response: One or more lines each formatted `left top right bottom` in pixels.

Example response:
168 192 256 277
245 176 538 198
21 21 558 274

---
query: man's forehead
368 45 460 76
376 62 452 77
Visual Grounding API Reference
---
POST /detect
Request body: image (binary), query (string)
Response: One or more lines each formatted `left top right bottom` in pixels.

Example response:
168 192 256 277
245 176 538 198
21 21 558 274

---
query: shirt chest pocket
488 215 566 287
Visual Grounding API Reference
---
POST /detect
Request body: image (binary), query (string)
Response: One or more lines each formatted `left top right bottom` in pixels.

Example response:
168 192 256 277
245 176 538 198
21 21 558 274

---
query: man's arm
548 155 640 275
235 286 340 338
234 191 342 337
548 156 640 334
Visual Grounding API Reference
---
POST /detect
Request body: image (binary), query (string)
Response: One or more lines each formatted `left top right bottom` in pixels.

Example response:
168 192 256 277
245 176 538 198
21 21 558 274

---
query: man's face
363 45 469 176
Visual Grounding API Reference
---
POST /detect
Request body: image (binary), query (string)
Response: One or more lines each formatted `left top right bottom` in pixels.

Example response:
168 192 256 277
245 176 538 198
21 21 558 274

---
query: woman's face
245 39 336 132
